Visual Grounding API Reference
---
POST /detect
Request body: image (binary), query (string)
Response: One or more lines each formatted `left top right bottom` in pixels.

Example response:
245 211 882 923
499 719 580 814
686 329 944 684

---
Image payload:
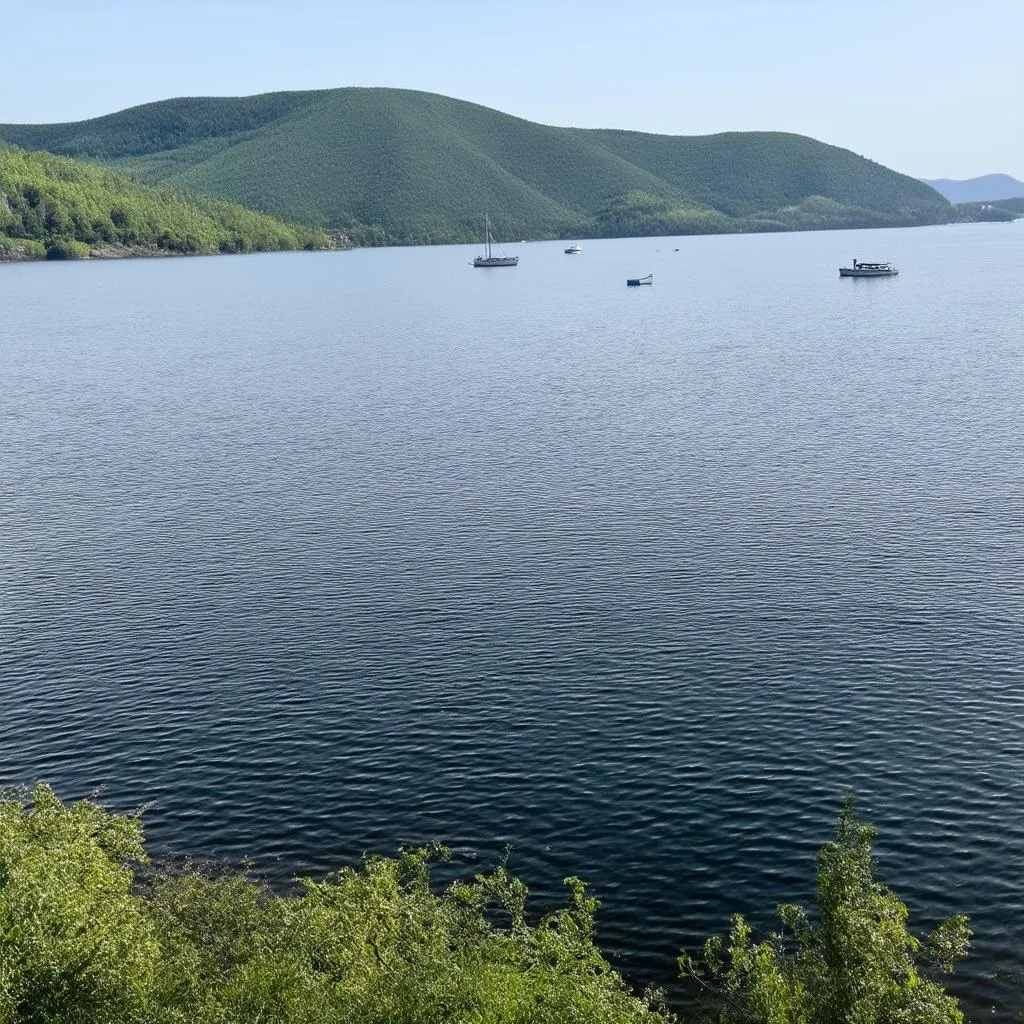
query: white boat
473 214 518 268
839 258 898 277
564 243 583 254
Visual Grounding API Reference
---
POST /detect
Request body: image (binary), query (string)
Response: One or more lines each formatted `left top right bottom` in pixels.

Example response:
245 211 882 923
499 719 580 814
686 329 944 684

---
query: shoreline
0 239 347 264
3 217 1014 265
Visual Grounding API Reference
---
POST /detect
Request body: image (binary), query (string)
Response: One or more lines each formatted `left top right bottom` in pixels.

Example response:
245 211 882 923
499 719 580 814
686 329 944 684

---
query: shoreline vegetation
0 143 335 263
0 785 971 1024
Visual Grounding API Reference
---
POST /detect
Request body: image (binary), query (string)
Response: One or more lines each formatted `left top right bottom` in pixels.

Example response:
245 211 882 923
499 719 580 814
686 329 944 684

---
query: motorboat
839 259 898 277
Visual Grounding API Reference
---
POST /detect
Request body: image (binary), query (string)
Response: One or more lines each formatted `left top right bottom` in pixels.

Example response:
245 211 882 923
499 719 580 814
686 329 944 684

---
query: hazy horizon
5 0 1022 181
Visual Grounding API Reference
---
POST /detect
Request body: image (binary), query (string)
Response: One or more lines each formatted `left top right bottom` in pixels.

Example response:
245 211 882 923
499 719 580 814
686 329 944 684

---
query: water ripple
1 226 1022 1019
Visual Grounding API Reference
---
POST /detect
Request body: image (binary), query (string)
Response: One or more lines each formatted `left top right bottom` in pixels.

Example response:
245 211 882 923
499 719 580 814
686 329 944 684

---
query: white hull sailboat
473 214 518 267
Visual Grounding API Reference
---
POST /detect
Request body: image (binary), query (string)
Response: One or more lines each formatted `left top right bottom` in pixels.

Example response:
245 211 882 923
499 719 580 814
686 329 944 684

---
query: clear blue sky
5 0 1021 180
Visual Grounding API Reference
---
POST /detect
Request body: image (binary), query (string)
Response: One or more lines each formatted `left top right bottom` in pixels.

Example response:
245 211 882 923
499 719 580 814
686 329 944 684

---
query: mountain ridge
0 87 953 244
922 173 1024 204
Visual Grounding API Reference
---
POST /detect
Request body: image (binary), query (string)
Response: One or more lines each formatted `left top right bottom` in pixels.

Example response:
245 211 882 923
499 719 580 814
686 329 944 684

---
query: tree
679 797 971 1024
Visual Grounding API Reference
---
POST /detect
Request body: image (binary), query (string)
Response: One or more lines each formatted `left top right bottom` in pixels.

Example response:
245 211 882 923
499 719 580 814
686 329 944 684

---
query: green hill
0 88 952 245
0 142 329 260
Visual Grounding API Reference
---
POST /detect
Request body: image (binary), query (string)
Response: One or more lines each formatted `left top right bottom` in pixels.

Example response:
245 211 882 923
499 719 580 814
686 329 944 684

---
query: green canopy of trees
0 143 329 261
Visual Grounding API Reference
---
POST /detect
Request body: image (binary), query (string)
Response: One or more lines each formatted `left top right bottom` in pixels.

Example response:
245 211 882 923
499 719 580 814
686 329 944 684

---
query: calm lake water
2 224 1022 1018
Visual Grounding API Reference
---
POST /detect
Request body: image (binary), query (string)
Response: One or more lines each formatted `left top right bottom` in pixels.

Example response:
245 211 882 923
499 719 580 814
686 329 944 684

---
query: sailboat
473 214 518 267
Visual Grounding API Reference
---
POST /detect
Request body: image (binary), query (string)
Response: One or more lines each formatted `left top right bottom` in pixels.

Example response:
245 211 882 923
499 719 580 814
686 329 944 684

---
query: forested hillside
0 142 328 260
0 88 952 245
953 197 1022 222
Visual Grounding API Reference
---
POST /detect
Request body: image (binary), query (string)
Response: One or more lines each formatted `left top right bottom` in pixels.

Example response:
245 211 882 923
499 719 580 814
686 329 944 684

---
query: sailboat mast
471 211 517 268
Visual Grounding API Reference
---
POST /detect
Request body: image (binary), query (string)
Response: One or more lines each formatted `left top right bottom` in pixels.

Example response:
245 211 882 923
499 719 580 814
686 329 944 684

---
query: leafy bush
0 233 45 259
0 786 972 1024
680 797 971 1024
0 784 159 1022
45 238 90 259
0 786 666 1024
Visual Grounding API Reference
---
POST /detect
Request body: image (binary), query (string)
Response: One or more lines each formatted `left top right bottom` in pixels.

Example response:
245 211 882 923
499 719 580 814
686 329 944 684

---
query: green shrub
0 787 667 1024
681 797 971 1024
0 233 46 259
0 785 972 1024
44 238 90 259
0 784 159 1022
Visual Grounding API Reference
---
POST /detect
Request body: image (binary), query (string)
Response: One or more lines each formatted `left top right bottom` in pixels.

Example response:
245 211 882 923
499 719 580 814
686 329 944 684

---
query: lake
2 223 1022 1018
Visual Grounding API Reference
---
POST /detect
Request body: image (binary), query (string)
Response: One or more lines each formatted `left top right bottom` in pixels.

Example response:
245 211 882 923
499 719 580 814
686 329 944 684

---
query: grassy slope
0 87 952 243
0 142 328 259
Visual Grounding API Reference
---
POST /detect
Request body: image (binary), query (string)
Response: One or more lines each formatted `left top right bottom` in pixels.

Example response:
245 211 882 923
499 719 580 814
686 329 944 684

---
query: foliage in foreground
0 787 971 1024
0 784 664 1024
0 143 329 260
680 797 971 1024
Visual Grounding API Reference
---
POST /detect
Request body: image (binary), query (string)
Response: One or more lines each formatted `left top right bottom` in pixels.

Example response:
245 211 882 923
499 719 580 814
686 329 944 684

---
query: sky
3 0 1021 181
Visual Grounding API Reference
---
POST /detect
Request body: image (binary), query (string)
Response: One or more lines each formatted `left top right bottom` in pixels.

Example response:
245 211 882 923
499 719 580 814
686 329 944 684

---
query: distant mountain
0 88 952 245
922 174 1024 204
